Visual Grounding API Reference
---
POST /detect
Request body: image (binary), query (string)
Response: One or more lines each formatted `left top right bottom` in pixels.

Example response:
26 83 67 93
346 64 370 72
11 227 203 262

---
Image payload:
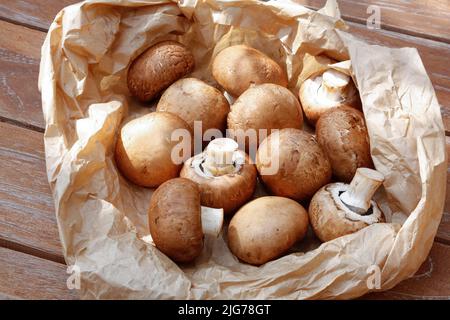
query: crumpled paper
39 0 447 299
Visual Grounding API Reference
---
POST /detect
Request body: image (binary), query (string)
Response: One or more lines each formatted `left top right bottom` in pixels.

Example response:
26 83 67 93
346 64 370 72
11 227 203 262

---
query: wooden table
0 0 449 300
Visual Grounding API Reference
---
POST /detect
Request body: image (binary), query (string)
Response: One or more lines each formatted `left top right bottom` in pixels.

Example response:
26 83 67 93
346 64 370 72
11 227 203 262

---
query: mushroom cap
228 196 309 265
148 178 203 262
308 183 385 242
180 151 257 215
227 83 303 147
212 45 288 97
156 78 230 133
127 41 195 102
316 106 373 183
299 72 361 125
115 112 192 187
256 128 332 201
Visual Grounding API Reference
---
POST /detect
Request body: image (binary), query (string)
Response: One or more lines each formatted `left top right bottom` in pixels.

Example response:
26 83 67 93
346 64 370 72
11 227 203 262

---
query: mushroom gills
330 184 382 224
193 138 245 178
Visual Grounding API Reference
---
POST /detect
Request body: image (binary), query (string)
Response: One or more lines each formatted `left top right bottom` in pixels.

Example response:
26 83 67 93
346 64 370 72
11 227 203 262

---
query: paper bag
39 0 447 299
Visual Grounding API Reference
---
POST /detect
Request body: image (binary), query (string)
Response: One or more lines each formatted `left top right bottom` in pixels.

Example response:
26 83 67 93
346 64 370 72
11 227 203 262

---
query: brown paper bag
39 0 446 299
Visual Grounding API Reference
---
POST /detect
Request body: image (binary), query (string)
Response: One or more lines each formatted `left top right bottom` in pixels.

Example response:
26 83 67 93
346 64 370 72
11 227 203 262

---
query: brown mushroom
227 83 303 149
180 138 257 215
256 128 332 201
316 106 373 183
127 41 195 102
228 196 309 265
212 45 288 97
148 178 224 263
308 168 385 242
156 77 230 134
115 112 192 187
299 68 361 125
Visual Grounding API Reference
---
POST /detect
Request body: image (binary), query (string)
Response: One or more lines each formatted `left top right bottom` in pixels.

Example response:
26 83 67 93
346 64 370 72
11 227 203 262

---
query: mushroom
299 68 361 125
115 111 192 187
316 106 373 183
149 178 224 263
127 41 195 102
256 128 332 201
227 83 303 148
180 138 257 215
308 168 385 242
212 45 288 97
227 196 309 265
156 77 230 134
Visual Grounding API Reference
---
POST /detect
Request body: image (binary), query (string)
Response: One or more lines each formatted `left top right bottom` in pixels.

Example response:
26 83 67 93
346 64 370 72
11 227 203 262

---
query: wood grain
0 0 75 31
0 247 77 300
0 3 449 134
440 136 450 245
0 121 63 262
0 240 448 300
0 20 46 130
0 0 449 300
296 0 450 43
364 242 450 299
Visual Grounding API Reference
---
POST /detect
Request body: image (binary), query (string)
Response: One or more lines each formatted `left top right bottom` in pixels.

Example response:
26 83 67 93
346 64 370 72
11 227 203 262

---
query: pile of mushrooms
114 40 386 266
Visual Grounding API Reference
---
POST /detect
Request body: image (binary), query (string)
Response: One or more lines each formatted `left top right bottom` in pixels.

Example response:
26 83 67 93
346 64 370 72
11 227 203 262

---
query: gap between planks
295 0 450 44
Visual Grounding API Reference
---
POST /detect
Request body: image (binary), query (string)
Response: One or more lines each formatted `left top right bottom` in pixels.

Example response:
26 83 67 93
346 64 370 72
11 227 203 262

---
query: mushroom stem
339 168 384 214
318 69 350 101
200 206 224 237
203 138 239 176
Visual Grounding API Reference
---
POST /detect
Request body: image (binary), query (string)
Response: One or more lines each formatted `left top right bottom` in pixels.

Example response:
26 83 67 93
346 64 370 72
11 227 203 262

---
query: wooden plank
0 20 46 131
0 0 75 31
295 0 450 44
363 242 450 299
440 137 450 245
0 247 78 300
0 121 63 262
